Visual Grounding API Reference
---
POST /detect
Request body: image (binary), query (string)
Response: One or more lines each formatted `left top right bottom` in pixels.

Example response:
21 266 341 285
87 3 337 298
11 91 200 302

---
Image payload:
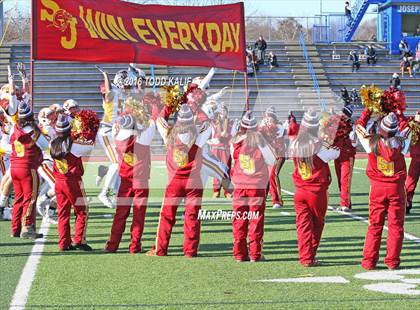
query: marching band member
105 112 156 253
405 111 420 214
231 111 275 262
148 104 211 257
259 106 286 209
289 110 340 267
50 114 96 251
10 102 48 239
356 111 411 270
334 105 357 212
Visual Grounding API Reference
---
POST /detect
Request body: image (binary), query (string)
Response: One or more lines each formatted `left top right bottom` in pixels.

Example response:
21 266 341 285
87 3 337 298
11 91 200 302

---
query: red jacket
366 139 407 185
53 152 84 180
231 139 269 189
167 141 202 181
292 155 332 192
115 136 151 187
10 125 43 169
335 136 356 161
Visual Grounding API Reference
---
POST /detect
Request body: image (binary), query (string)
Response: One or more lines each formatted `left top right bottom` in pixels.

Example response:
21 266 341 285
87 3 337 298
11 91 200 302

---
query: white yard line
9 219 50 310
281 189 420 244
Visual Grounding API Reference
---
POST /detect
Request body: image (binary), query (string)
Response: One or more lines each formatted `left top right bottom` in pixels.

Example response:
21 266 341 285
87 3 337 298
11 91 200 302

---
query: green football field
1 159 419 309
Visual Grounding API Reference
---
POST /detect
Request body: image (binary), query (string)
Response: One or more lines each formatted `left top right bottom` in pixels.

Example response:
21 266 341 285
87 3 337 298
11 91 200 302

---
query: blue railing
298 31 326 111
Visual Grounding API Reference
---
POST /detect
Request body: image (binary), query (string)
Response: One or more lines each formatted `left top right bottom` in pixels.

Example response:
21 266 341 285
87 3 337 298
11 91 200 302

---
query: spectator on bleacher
400 56 413 78
345 2 353 27
254 36 267 65
350 88 361 106
341 87 351 105
268 51 279 71
365 44 377 66
349 50 360 72
399 39 411 58
414 27 420 37
390 73 401 89
246 48 258 76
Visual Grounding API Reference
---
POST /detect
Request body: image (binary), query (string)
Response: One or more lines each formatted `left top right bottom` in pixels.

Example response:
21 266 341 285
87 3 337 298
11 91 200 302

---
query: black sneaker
60 245 77 252
73 243 93 251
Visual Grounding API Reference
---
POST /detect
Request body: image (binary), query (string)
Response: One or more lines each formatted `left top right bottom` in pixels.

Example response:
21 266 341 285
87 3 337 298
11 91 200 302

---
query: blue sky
9 0 348 16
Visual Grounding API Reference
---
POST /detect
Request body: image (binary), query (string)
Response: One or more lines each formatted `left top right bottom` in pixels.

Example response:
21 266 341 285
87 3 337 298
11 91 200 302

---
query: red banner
32 0 246 71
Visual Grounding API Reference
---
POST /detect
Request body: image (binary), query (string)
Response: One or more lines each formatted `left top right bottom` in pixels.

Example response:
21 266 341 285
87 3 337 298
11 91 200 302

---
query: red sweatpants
362 182 406 269
106 179 149 253
155 177 203 256
294 188 328 265
212 147 231 195
334 156 354 208
232 188 266 261
405 159 419 206
11 168 39 235
269 157 285 205
55 178 89 250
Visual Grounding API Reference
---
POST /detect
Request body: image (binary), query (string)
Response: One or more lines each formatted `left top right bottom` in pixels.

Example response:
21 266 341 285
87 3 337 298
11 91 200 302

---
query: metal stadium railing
298 31 326 111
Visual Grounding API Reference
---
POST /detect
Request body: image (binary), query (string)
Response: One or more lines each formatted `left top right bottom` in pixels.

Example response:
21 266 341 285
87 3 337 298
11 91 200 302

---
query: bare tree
3 8 30 43
354 17 377 41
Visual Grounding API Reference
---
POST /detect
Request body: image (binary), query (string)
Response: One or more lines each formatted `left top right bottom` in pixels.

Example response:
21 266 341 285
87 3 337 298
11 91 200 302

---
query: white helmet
63 99 79 112
38 107 54 126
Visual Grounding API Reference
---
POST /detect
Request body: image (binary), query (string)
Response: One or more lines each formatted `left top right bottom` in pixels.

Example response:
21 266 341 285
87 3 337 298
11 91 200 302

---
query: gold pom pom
161 85 185 114
360 85 384 116
409 119 420 146
123 96 150 128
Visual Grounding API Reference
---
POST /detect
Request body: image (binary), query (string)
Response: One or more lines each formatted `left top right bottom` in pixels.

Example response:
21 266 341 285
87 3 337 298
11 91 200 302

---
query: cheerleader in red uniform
289 111 340 266
10 103 48 239
334 105 357 211
147 104 211 257
357 111 411 269
259 106 286 209
405 111 420 214
50 115 96 251
231 111 276 262
209 105 233 198
105 113 156 253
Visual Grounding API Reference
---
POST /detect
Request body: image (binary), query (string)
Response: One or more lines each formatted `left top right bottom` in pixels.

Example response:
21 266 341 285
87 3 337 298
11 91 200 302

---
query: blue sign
398 5 420 14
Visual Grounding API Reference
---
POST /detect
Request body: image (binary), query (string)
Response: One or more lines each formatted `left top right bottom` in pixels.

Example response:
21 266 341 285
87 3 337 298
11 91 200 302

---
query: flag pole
30 0 35 106
244 71 249 111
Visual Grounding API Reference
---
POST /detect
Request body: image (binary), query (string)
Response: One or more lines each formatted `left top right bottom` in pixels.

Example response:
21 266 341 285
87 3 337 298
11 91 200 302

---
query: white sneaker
36 195 49 217
3 207 12 220
98 193 114 209
272 203 283 209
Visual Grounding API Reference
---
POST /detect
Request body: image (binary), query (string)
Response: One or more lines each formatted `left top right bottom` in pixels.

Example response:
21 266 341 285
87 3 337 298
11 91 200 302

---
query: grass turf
0 159 419 309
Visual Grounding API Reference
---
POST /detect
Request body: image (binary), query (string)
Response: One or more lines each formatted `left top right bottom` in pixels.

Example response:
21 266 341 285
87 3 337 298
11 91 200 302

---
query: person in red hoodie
231 111 276 262
356 111 411 270
105 113 156 253
50 115 96 251
405 111 420 214
258 106 286 209
334 105 358 211
289 110 340 267
147 104 211 257
10 102 48 239
287 112 300 142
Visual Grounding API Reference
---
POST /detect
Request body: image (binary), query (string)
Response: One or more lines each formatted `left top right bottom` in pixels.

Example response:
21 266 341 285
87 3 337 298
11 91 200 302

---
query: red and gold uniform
105 115 155 253
152 104 211 257
357 111 410 270
10 124 46 236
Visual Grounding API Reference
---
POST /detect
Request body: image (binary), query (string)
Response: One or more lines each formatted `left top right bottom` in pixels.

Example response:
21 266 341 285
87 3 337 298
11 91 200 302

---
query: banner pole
244 72 249 111
150 65 156 94
30 0 35 106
